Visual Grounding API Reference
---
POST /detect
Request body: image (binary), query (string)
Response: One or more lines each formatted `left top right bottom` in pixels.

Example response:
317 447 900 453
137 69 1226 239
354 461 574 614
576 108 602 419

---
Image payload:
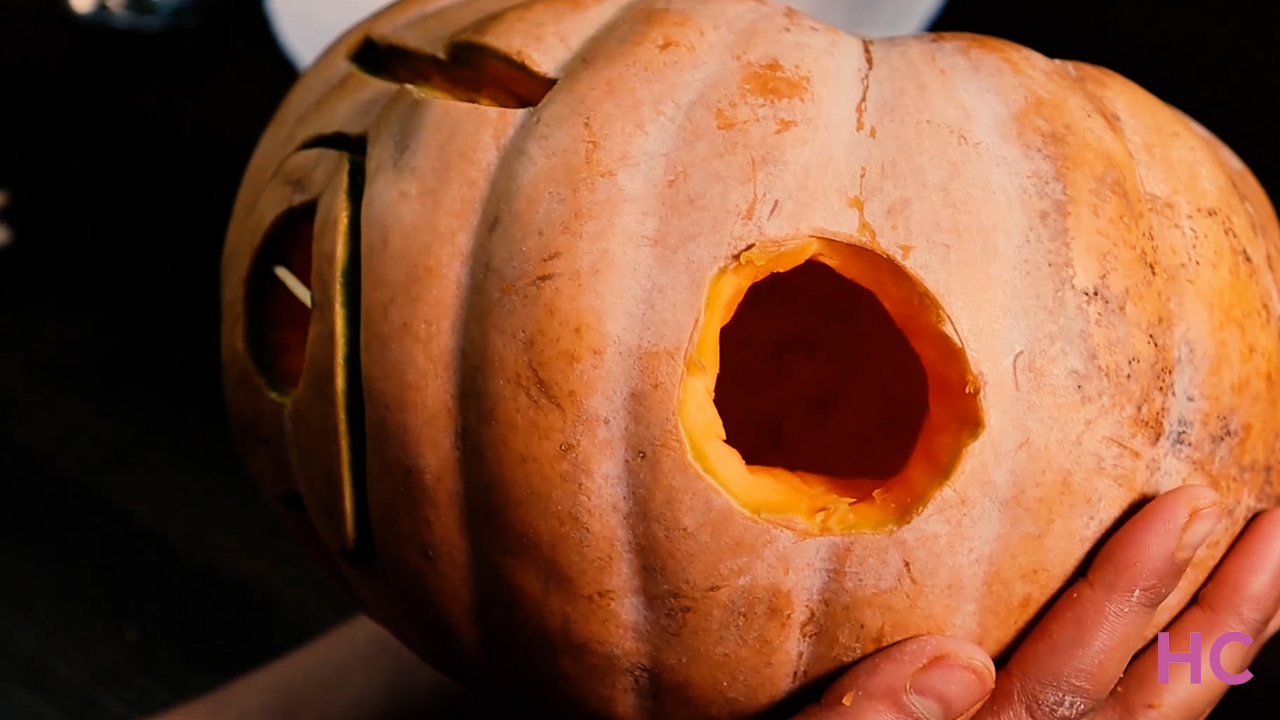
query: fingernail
906 655 995 720
1175 501 1224 562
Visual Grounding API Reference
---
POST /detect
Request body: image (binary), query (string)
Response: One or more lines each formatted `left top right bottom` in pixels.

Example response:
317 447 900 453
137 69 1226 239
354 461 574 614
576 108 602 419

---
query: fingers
796 635 995 720
1100 507 1280 720
1265 604 1280 641
975 485 1223 720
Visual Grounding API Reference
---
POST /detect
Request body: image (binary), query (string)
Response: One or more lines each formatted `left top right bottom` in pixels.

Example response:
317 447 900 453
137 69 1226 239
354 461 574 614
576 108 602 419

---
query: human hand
793 485 1280 720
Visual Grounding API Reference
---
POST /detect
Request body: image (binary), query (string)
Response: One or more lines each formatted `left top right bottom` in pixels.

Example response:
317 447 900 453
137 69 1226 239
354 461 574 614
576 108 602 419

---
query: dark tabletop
0 0 1277 718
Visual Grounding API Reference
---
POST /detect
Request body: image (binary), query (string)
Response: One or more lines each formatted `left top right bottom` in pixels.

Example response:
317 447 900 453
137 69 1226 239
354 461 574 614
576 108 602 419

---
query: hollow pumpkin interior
246 201 317 397
678 237 983 534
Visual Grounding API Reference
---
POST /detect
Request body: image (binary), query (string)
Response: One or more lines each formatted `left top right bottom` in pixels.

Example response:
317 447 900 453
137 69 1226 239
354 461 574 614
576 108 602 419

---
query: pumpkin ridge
526 0 654 81
1166 91 1280 327
643 8 879 704
450 91 568 696
619 13 767 713
969 48 1133 651
1055 60 1180 472
451 2 788 712
614 2 817 710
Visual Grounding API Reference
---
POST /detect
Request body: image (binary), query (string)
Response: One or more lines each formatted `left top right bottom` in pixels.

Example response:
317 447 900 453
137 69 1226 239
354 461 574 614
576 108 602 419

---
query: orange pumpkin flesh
680 238 983 534
220 1 1280 719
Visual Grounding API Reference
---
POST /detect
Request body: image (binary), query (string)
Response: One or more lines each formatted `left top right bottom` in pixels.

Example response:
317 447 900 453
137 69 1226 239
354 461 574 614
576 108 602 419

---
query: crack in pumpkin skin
350 37 557 108
678 237 983 535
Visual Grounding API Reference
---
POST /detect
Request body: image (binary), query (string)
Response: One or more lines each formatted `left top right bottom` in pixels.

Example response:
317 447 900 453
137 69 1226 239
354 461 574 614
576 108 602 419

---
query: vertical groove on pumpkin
621 16 730 718
781 29 875 695
447 1 718 710
530 2 707 713
452 111 545 704
912 37 1040 651
777 28 877 702
622 2 835 710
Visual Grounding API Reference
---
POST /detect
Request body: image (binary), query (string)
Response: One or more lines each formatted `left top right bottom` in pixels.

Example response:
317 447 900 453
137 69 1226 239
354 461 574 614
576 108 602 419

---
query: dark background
0 0 1277 717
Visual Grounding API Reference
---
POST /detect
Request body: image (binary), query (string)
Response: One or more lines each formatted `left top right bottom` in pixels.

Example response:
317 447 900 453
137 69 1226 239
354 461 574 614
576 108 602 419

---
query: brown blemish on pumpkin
856 39 874 133
666 167 688 189
740 59 812 104
898 244 914 260
846 167 881 248
525 355 564 411
633 4 695 31
715 108 744 131
1104 435 1143 460
740 155 760 222
583 117 599 166
716 58 811 134
902 559 920 586
847 196 879 248
579 116 618 178
656 36 686 52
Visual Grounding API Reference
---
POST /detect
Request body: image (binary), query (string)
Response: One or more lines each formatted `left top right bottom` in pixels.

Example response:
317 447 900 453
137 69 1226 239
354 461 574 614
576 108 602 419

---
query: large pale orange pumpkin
220 0 1280 718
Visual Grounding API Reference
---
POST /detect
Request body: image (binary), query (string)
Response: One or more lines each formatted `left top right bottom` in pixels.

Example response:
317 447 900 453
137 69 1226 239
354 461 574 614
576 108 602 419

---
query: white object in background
787 0 947 38
265 0 948 70
266 0 397 70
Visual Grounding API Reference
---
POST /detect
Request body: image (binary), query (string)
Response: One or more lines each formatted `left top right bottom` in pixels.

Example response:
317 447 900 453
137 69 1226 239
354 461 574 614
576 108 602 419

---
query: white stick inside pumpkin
273 265 312 309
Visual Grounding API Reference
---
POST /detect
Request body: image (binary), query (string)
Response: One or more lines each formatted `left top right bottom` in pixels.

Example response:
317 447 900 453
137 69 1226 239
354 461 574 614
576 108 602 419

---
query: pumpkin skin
220 0 1280 719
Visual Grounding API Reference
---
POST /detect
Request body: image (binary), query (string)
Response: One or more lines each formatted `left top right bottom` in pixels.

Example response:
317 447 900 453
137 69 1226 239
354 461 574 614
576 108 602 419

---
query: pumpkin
220 0 1280 718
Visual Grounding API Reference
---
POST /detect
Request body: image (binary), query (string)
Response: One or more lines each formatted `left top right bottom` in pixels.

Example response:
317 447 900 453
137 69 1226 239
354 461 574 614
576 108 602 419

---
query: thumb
797 636 995 720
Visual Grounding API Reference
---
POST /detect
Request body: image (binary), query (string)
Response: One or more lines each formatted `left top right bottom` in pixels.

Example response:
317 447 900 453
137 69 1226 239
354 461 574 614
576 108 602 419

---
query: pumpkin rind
221 1 1280 718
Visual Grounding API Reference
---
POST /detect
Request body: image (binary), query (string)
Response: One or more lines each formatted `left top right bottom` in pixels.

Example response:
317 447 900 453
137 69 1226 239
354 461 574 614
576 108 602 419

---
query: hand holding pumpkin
799 485 1280 720
147 485 1280 720
222 0 1280 717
